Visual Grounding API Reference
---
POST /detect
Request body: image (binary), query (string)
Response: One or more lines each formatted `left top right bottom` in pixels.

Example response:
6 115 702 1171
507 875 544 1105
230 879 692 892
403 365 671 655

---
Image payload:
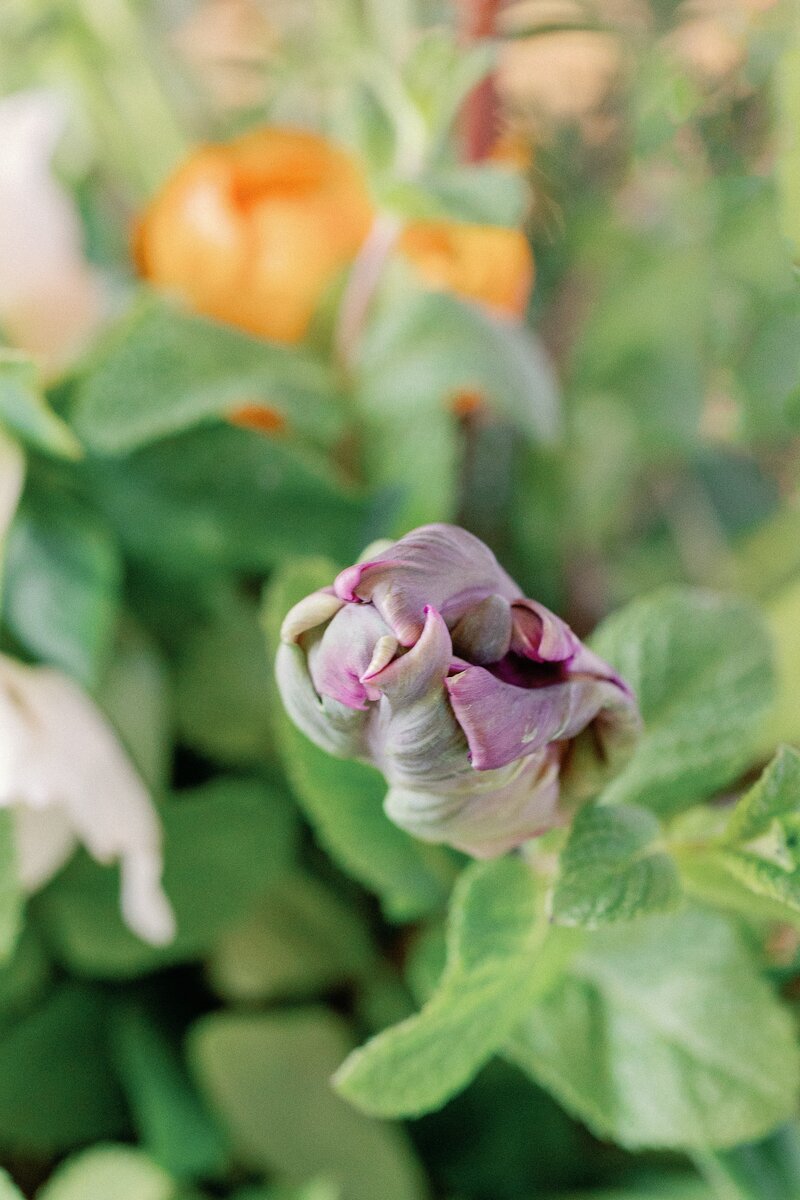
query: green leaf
72 296 343 454
384 166 527 227
508 908 800 1150
759 578 800 750
551 803 681 928
38 1145 177 1200
0 812 22 964
36 777 298 978
539 1180 712 1200
360 401 458 531
188 1008 427 1200
263 558 455 922
358 281 559 443
85 424 373 576
3 491 121 688
0 983 127 1153
98 619 173 792
109 1000 227 1180
334 858 572 1118
706 747 800 917
208 870 376 1003
174 586 275 766
590 588 774 812
776 11 800 262
0 351 81 459
0 1171 23 1200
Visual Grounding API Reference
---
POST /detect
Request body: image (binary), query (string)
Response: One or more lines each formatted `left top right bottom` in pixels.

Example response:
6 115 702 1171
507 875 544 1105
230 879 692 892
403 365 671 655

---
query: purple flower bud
276 525 641 858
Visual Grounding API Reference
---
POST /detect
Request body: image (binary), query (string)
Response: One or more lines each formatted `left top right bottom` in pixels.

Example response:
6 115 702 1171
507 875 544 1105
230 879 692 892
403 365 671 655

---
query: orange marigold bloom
136 127 375 344
399 220 534 319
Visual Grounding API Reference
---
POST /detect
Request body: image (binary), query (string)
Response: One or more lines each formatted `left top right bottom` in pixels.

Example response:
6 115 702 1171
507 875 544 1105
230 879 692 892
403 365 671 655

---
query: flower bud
399 221 534 318
276 524 640 858
136 126 374 344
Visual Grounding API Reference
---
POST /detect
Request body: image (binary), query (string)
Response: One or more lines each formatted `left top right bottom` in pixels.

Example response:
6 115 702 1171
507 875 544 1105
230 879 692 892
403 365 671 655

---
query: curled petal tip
280 590 344 643
361 635 399 682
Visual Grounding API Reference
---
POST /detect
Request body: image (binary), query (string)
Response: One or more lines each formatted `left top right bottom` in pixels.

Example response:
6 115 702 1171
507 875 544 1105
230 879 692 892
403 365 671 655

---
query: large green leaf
551 803 681 929
0 1172 23 1200
188 1008 427 1200
38 1145 177 1200
0 983 128 1153
3 491 121 687
706 746 800 917
264 558 455 921
539 1181 712 1200
358 281 559 442
0 812 22 964
508 908 800 1150
591 588 774 812
335 858 572 1118
110 1000 227 1180
84 425 373 576
386 165 527 227
0 352 81 459
98 619 173 791
174 586 275 766
208 870 376 1003
72 296 343 453
36 777 297 977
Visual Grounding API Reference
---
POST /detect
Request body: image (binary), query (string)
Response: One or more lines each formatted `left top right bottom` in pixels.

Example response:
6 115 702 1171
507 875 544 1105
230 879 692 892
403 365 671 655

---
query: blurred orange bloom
399 221 534 318
137 126 374 343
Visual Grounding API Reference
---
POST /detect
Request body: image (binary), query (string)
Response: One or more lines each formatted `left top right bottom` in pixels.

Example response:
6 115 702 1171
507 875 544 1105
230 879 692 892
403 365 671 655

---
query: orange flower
136 126 375 344
399 220 534 319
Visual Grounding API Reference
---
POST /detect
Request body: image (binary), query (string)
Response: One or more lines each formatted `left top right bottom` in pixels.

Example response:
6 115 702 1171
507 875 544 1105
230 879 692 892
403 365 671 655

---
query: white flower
0 653 175 945
0 88 102 372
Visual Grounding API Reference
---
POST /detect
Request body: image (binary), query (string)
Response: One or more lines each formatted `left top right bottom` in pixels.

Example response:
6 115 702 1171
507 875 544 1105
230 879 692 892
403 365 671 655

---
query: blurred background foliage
0 0 800 1197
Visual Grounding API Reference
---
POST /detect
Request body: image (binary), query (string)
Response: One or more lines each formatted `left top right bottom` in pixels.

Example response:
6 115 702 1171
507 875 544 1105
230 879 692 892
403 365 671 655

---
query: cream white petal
0 88 102 370
0 654 175 945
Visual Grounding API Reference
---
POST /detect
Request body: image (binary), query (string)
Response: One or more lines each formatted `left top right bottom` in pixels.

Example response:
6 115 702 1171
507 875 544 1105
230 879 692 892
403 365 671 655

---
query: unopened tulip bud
276 524 640 858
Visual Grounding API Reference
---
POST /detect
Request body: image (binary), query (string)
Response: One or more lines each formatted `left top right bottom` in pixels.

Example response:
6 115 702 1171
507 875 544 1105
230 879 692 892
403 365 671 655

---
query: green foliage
0 813 21 965
109 1000 228 1179
37 778 297 977
508 908 800 1150
707 746 800 916
3 490 121 686
263 558 455 921
0 1172 22 1200
0 0 799 1194
72 297 343 454
188 1009 426 1200
84 424 372 578
551 803 681 928
37 1145 178 1200
334 857 573 1118
0 352 81 459
591 589 775 812
0 983 128 1153
208 871 376 1003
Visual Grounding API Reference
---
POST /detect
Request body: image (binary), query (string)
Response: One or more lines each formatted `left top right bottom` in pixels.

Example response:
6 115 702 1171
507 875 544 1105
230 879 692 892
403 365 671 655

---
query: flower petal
510 599 581 662
0 655 174 944
334 524 521 645
280 587 343 643
451 593 513 665
385 748 562 858
275 640 369 759
446 662 637 772
308 602 395 710
365 607 467 785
